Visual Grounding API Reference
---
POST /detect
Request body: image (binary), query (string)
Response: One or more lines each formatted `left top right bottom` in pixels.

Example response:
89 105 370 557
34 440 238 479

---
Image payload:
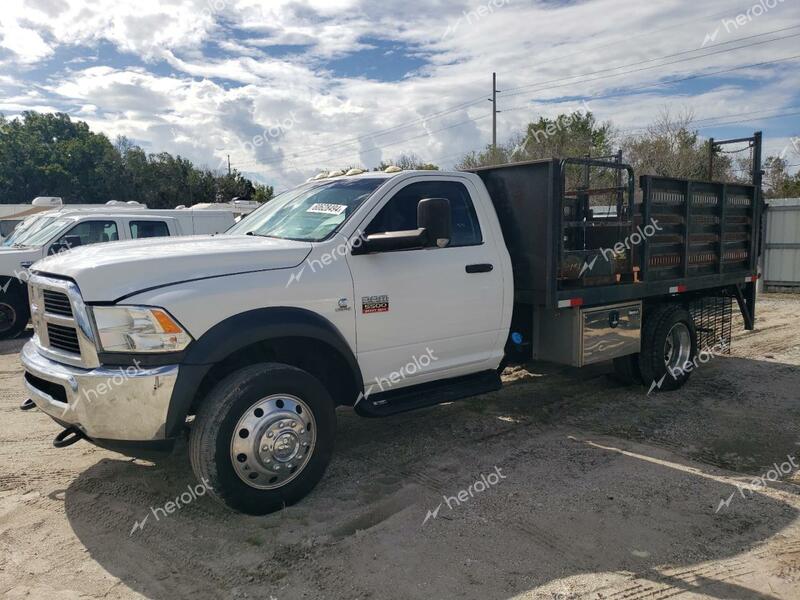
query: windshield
227 178 385 242
11 217 73 248
2 216 55 247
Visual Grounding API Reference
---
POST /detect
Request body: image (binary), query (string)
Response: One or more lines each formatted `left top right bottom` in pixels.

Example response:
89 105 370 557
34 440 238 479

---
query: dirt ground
1 294 799 600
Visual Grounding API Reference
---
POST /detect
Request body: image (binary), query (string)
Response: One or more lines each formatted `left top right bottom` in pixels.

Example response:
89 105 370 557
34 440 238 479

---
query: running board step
354 370 502 418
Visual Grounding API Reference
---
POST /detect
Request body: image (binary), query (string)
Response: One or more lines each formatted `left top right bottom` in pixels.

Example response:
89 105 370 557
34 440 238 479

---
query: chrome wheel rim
664 322 691 372
230 394 316 490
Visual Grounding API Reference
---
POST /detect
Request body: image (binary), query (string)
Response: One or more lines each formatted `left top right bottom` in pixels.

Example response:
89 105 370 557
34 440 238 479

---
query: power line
241 56 800 174
231 23 800 169
695 111 800 130
235 36 800 171
620 107 800 135
502 53 800 114
499 29 800 100
693 104 800 124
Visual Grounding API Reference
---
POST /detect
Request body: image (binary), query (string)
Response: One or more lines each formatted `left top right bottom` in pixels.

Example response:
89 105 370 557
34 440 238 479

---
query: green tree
457 111 613 169
375 152 439 171
763 155 800 198
620 110 739 181
0 111 270 208
252 184 274 203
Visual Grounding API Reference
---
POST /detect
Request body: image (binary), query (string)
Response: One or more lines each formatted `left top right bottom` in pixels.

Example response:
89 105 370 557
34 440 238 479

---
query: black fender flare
165 307 363 438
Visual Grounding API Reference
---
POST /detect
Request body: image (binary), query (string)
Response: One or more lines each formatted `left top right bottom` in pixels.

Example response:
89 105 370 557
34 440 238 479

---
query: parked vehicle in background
0 219 23 243
19 134 764 515
0 207 234 339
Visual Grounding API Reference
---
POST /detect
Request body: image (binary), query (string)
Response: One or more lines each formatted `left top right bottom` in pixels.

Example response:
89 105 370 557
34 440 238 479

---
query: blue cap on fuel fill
511 332 523 345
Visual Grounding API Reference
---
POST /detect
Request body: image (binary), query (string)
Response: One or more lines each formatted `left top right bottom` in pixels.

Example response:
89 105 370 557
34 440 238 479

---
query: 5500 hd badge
362 295 389 313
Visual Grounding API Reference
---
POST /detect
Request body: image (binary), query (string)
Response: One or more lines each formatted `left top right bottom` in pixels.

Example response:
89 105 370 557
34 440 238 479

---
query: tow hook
53 427 86 448
20 398 37 411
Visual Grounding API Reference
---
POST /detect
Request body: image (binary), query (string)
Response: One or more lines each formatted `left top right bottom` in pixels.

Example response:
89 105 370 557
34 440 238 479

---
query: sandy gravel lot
1 294 799 599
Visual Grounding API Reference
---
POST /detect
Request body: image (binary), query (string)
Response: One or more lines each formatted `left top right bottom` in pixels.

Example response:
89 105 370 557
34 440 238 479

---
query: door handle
466 263 493 273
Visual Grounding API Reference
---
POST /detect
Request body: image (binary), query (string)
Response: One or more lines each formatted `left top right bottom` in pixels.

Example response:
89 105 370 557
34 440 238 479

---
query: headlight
91 306 192 353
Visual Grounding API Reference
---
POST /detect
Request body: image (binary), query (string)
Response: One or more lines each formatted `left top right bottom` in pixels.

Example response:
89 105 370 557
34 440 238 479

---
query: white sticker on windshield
307 203 347 216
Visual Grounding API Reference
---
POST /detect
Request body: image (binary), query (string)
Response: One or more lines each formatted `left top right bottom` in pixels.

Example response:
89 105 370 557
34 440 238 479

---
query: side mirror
417 197 451 248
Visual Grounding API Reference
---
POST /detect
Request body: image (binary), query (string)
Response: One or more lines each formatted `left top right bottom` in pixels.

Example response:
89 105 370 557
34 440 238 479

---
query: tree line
456 109 800 198
0 112 274 207
2 110 797 204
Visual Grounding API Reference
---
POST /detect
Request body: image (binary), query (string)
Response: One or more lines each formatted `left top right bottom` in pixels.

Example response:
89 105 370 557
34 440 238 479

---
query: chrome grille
46 323 81 354
43 290 73 317
28 275 100 369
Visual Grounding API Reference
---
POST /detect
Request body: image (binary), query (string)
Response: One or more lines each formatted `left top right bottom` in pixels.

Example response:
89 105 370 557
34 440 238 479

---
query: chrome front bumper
21 340 179 441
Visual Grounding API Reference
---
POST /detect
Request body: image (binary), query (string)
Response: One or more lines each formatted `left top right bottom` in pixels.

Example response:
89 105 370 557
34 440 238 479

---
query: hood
32 234 312 302
1 247 44 279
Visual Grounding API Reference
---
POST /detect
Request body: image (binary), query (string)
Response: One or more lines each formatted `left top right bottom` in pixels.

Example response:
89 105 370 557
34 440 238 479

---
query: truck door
47 219 120 254
347 177 505 390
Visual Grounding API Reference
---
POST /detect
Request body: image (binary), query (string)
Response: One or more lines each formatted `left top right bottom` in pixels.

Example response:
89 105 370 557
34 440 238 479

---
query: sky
1 0 799 191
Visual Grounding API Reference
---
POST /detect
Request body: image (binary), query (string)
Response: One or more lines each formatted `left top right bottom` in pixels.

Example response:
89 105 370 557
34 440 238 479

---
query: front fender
164 306 363 437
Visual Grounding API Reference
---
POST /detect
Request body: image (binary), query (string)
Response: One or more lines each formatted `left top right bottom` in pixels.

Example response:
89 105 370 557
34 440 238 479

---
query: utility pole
708 138 715 180
227 154 232 176
488 72 501 150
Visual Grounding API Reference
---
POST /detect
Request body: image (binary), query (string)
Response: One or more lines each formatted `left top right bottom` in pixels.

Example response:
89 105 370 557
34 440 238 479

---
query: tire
0 281 30 340
611 353 642 385
638 305 697 392
190 363 336 515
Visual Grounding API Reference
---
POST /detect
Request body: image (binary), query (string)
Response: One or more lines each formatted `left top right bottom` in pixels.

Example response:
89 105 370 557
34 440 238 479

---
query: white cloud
0 18 53 63
1 0 798 189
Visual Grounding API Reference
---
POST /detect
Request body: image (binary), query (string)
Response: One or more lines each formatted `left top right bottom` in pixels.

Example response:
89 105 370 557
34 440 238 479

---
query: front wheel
190 363 336 515
0 282 30 340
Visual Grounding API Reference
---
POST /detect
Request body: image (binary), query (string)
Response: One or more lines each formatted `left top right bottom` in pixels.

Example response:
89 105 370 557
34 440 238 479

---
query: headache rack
469 132 764 331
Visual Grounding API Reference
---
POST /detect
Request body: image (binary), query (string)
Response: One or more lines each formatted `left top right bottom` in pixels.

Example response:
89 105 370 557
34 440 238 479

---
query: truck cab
20 170 513 514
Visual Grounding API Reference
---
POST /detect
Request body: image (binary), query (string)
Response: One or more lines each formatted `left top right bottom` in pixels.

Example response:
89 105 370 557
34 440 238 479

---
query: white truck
1 207 234 339
19 137 763 515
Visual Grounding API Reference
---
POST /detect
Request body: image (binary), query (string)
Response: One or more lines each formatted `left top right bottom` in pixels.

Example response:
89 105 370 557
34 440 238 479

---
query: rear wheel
639 305 697 392
190 363 336 515
0 281 30 340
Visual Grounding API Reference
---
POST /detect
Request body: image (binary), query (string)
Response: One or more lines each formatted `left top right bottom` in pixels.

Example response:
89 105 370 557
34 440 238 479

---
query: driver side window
55 220 119 249
365 181 483 247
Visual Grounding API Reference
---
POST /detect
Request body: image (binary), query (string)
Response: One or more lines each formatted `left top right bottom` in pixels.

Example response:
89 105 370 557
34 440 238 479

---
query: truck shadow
0 330 32 356
61 352 800 600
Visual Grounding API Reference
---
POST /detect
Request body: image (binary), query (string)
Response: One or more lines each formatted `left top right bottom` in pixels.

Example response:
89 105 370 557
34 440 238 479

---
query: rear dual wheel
638 305 697 392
